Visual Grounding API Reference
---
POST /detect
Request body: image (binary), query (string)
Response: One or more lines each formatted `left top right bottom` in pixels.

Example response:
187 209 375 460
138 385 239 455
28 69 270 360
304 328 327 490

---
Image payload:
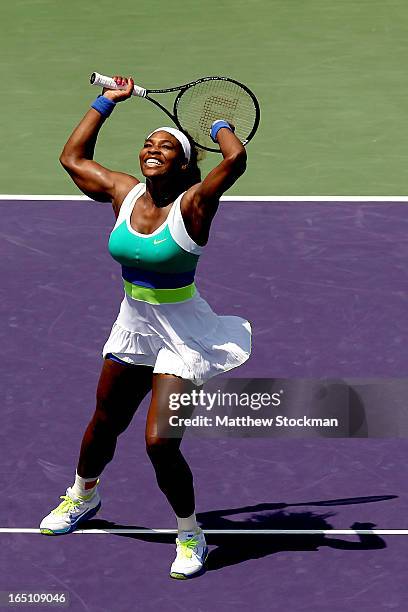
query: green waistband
123 279 196 304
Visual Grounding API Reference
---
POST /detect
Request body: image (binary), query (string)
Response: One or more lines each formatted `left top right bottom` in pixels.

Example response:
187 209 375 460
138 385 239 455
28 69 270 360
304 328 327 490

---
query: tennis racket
90 72 260 152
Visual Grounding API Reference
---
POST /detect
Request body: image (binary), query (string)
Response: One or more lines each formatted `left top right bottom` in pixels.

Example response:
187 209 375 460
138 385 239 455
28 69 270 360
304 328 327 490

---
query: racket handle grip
90 72 147 98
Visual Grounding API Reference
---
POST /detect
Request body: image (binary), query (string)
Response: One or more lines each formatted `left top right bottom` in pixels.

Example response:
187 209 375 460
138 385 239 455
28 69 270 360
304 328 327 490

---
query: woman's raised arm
181 122 247 245
60 77 138 204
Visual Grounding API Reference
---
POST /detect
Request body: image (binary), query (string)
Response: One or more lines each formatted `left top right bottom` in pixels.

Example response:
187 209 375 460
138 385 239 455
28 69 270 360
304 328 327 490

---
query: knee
145 436 177 464
89 410 110 435
90 403 126 437
146 437 192 488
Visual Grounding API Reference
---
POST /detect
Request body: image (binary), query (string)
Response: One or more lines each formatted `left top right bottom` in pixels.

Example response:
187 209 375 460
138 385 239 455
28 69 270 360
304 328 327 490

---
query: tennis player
39 76 251 579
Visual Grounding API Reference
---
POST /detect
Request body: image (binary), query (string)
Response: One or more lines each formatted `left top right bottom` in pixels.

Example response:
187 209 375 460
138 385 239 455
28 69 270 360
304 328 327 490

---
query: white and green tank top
108 183 203 304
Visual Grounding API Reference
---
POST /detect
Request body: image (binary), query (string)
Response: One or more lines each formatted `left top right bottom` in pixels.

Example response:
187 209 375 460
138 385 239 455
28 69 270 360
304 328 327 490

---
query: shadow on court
83 495 393 572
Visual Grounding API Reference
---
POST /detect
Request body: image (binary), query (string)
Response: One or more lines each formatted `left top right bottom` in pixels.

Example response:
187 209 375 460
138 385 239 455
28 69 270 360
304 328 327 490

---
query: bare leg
145 374 197 518
77 359 153 478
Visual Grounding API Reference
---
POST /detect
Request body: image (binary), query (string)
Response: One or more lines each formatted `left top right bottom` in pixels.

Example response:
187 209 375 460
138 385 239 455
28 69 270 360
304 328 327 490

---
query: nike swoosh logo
154 238 167 245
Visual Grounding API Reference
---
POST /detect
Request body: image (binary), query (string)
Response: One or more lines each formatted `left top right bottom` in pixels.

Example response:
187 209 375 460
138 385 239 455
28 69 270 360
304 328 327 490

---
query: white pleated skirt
102 290 251 385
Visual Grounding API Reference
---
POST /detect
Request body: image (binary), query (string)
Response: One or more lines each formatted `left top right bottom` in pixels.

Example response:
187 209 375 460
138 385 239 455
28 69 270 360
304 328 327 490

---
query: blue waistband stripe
105 353 134 366
121 266 196 289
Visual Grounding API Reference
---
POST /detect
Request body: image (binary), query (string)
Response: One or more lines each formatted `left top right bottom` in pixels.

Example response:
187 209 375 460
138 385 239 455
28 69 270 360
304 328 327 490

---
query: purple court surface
1 198 408 611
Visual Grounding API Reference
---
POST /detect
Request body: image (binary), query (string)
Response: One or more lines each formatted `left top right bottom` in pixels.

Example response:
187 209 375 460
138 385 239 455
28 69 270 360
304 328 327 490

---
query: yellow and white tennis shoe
39 487 101 535
170 528 208 579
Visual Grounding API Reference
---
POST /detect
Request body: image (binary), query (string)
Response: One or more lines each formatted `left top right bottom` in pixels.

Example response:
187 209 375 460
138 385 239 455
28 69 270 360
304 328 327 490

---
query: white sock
71 472 99 499
176 512 199 534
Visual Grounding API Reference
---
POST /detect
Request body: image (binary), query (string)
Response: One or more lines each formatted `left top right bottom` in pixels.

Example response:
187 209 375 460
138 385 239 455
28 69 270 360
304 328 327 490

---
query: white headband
146 126 191 163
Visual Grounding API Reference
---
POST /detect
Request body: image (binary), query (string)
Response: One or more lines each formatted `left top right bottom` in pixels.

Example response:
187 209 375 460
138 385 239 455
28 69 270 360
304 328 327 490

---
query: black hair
181 133 203 190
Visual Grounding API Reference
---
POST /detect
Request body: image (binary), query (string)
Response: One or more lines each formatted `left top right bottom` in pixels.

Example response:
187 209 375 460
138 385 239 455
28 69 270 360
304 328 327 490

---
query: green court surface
2 0 408 196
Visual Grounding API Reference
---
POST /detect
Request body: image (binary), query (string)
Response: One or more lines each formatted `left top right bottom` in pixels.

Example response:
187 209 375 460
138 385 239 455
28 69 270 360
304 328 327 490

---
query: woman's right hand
102 76 134 102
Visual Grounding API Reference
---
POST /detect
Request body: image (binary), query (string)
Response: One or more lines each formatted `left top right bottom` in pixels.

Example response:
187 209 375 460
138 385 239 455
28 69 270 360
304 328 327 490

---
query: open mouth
144 158 164 167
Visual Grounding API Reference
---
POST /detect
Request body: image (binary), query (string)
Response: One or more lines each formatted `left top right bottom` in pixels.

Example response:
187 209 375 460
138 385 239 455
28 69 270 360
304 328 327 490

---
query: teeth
145 158 162 166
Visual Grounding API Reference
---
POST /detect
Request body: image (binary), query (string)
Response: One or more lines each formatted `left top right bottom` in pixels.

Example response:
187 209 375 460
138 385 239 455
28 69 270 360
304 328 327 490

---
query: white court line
0 528 406 535
1 195 408 202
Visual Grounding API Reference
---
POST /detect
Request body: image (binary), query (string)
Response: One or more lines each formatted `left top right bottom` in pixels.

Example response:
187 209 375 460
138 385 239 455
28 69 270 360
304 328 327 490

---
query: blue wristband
90 95 116 118
210 119 234 143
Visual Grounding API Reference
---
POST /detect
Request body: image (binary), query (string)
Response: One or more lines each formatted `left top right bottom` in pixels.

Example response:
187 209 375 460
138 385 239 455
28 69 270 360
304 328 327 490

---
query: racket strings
176 79 258 150
198 95 239 134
